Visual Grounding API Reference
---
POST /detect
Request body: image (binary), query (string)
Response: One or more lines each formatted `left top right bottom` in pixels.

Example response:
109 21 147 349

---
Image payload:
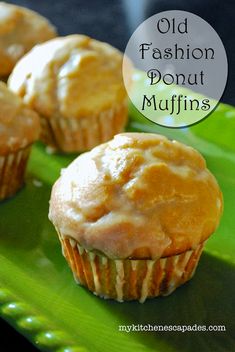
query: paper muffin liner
0 146 31 201
40 101 128 152
59 235 204 303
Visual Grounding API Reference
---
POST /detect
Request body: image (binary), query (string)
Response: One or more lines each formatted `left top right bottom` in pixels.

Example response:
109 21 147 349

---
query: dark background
1 0 234 350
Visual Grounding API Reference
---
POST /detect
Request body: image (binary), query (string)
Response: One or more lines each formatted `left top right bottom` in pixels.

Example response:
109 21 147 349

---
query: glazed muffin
0 81 40 201
0 2 56 78
49 132 223 302
8 35 130 152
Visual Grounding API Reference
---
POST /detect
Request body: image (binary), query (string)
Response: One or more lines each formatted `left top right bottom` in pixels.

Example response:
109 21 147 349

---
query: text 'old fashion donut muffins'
8 35 131 152
0 82 40 201
0 1 56 78
49 133 223 302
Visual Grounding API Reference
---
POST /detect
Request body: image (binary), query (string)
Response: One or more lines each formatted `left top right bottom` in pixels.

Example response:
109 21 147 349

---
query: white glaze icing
49 133 223 260
89 252 101 294
140 260 154 303
9 35 126 120
0 82 40 154
65 240 203 302
115 260 125 302
131 261 138 271
77 244 84 255
102 256 108 265
69 238 76 248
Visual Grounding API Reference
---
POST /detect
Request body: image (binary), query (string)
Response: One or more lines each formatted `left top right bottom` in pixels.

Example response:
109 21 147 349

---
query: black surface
1 1 234 351
0 318 38 351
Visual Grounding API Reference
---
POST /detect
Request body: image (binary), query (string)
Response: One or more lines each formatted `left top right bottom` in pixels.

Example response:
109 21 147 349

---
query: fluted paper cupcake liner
40 101 128 152
0 146 31 201
59 235 204 303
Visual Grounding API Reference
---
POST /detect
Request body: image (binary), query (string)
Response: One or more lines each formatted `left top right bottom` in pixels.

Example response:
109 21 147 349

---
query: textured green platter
0 80 235 351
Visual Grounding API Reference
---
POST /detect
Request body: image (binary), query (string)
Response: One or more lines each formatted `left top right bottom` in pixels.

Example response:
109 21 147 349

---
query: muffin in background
0 1 56 78
8 34 130 152
0 81 40 201
49 132 223 302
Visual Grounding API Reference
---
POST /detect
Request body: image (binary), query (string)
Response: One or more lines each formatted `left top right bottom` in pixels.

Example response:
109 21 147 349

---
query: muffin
0 81 40 201
49 133 223 302
8 35 130 152
0 1 56 78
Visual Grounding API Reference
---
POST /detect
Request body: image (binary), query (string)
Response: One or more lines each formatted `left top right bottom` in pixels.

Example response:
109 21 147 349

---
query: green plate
0 77 235 351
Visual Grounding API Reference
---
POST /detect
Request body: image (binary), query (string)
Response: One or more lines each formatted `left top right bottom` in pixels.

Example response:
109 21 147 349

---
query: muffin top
0 81 40 154
0 2 56 76
49 133 223 260
8 34 128 119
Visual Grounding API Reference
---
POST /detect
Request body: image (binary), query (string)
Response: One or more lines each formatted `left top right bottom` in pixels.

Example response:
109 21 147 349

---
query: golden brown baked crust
8 34 128 120
49 133 223 259
0 81 40 154
0 2 56 76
